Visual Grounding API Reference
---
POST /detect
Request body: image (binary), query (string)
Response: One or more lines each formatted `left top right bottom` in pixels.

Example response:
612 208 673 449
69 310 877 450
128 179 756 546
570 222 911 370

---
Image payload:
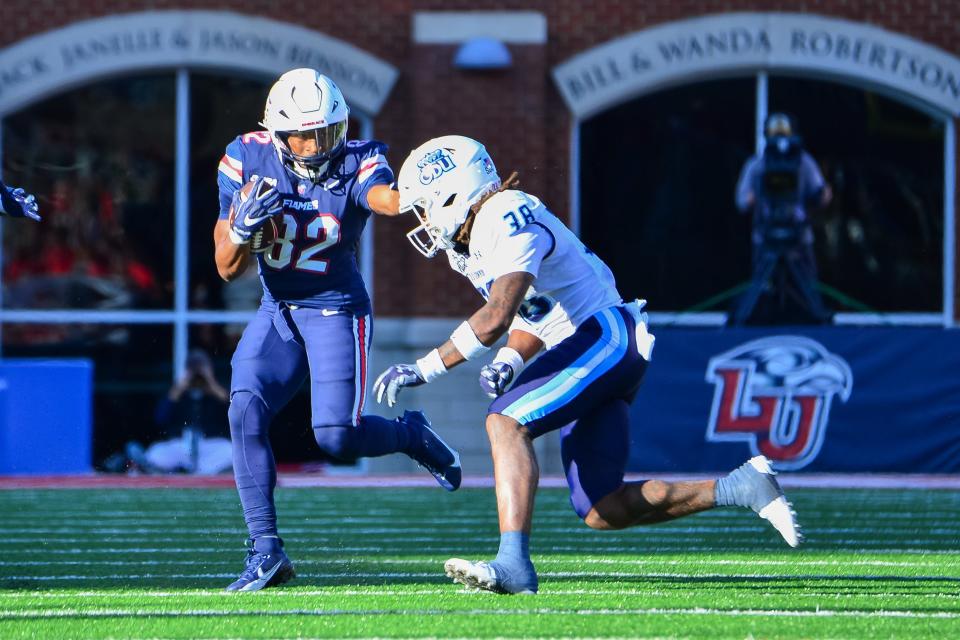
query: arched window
556 13 959 325
0 12 397 466
580 76 945 316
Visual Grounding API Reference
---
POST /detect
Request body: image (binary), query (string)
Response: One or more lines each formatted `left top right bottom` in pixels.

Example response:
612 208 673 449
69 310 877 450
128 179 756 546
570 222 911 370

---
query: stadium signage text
553 13 960 118
0 11 399 117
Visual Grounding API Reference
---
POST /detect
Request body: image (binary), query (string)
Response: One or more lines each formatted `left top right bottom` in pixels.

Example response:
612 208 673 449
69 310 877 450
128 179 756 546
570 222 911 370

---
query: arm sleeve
351 141 395 210
217 138 245 220
735 156 761 212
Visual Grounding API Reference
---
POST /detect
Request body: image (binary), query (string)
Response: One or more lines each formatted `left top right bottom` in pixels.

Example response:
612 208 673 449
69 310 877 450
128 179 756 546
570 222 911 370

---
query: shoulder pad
345 139 388 157
237 131 273 147
469 190 539 252
476 190 528 218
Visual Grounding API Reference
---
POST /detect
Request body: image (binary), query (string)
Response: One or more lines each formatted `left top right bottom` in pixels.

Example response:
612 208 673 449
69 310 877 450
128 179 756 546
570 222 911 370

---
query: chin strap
290 159 331 182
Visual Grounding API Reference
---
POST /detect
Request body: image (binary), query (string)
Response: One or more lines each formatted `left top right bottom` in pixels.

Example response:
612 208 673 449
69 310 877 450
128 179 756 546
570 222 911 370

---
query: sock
253 535 283 554
494 531 530 566
229 391 278 541
490 531 538 594
714 475 738 507
357 415 411 457
715 464 757 508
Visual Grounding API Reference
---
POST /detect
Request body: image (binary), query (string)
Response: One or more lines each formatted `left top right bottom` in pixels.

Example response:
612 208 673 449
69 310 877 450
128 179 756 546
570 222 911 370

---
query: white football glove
373 363 426 407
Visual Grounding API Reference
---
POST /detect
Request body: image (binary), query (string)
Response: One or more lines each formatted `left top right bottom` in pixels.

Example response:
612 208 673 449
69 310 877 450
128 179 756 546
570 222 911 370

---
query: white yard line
2 473 960 490
4 570 959 582
5 545 960 556
1 606 959 620
1 557 955 569
1 588 957 601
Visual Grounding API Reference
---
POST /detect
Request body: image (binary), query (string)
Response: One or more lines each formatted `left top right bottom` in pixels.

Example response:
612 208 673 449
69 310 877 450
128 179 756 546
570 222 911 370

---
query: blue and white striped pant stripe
501 308 629 424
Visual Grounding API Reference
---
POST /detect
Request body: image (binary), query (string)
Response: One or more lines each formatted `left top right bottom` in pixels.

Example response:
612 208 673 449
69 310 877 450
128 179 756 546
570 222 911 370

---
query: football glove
479 347 525 398
479 362 515 398
0 186 40 222
373 363 426 407
229 176 281 245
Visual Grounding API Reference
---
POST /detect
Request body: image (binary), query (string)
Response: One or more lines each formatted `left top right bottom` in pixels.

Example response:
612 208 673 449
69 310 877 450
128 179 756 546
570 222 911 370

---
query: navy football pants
489 306 648 518
229 302 409 540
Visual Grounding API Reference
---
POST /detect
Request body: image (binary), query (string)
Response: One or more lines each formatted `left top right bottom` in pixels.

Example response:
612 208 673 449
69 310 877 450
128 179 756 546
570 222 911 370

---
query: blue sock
253 535 283 554
715 475 737 507
490 531 538 594
355 415 411 457
314 416 413 460
494 531 530 566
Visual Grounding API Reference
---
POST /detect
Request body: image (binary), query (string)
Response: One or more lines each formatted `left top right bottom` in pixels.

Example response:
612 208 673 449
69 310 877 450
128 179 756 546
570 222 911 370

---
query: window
580 78 756 311
769 77 944 312
189 73 272 313
3 75 176 311
1 70 376 466
579 75 947 316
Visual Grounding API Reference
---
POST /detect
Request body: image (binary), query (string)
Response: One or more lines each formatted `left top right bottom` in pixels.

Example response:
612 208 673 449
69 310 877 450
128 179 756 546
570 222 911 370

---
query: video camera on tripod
757 134 806 249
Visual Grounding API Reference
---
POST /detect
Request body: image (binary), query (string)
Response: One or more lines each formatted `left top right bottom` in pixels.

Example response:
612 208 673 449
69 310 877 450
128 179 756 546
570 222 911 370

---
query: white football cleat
444 558 537 595
445 558 500 592
738 455 803 547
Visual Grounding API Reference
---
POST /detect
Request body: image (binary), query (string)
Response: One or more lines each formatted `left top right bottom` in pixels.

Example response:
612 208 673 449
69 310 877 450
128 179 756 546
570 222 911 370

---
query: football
229 178 280 253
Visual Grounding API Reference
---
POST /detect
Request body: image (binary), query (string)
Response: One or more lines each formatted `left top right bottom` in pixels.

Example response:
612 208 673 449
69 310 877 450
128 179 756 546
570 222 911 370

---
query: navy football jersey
217 131 393 312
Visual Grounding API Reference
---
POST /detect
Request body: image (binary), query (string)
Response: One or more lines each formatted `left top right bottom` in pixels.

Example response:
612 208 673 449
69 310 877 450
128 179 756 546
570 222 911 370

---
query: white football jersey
445 189 622 349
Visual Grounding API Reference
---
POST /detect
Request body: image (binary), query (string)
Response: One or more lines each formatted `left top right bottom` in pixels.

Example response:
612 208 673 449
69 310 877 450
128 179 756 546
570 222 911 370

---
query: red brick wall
2 0 957 317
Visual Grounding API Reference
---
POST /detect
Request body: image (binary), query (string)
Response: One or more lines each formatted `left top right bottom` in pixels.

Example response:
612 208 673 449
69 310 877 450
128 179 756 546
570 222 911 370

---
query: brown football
229 179 280 254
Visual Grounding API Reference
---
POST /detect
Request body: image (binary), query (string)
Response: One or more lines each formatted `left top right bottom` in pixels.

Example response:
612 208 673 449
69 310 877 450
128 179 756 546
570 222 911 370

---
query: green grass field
0 484 958 639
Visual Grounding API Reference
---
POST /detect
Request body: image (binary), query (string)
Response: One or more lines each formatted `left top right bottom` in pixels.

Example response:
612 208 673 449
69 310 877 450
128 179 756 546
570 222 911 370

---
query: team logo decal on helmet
705 336 853 470
417 149 457 185
397 135 501 258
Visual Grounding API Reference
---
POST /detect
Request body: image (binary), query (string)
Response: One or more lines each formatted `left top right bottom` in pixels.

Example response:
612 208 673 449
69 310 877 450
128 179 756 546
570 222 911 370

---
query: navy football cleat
401 410 461 491
225 539 296 592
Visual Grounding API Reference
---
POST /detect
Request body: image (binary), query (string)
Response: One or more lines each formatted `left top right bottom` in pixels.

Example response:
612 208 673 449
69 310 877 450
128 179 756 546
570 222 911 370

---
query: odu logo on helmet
705 336 852 470
417 148 457 185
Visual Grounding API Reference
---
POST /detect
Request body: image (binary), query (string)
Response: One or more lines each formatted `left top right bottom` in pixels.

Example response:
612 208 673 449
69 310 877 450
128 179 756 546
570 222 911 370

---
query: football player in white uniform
374 136 802 595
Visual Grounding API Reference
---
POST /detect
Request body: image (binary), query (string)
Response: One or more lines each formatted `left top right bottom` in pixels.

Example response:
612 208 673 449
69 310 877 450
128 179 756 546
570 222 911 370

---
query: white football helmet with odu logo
398 135 501 258
260 68 350 180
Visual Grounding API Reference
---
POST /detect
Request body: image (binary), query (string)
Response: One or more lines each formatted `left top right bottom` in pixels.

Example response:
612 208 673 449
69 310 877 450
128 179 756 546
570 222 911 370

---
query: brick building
0 2 957 473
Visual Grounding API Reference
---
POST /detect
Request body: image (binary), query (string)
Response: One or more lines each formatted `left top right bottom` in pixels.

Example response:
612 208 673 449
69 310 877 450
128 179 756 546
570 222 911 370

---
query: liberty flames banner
627 327 960 473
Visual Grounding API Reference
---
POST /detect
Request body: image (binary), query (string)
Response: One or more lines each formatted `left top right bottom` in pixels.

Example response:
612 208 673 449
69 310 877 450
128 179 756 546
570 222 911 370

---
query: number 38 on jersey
502 203 537 232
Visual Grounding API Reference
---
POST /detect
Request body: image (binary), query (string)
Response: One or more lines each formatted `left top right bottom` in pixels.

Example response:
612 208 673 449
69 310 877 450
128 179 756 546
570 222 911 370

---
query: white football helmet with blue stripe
398 135 501 258
261 68 349 180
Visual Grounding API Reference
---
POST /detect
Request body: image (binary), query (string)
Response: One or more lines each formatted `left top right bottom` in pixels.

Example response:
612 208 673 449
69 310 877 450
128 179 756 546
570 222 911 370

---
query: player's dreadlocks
452 170 520 251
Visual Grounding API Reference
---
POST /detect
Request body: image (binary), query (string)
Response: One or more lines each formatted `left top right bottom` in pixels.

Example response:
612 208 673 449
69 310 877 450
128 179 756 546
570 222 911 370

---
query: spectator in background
730 113 833 325
120 349 232 474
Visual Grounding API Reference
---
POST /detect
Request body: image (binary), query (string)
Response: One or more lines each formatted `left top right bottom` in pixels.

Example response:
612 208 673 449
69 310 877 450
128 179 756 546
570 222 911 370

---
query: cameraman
730 113 833 325
125 349 232 474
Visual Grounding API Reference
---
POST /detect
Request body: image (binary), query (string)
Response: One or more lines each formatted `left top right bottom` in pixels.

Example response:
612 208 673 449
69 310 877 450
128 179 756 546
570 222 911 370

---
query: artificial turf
1 485 958 639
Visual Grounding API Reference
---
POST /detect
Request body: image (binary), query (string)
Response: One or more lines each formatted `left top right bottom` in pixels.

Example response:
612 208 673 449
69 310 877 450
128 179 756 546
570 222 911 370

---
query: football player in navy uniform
0 181 40 221
375 135 802 595
214 69 461 592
